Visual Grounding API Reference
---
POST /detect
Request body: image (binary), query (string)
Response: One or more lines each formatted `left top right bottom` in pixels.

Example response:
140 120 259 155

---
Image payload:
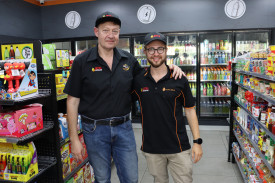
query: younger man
132 32 203 183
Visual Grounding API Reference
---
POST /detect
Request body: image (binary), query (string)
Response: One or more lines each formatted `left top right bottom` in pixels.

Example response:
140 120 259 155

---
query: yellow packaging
55 74 65 84
3 142 38 182
267 66 273 76
56 84 65 96
270 45 275 52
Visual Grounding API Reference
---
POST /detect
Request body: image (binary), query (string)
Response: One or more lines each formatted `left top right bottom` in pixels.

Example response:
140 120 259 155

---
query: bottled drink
216 41 220 50
222 52 225 63
9 45 15 59
214 52 218 63
15 47 20 59
218 52 221 63
4 47 9 59
219 100 223 114
206 100 211 113
208 52 212 64
205 53 208 64
203 83 207 96
201 83 203 95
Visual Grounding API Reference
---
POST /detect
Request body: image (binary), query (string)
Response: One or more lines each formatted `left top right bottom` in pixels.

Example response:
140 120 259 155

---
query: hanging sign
224 0 246 19
65 11 81 29
137 4 156 24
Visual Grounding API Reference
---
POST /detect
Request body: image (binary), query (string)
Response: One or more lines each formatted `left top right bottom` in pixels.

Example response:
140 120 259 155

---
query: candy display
0 104 43 138
0 142 38 182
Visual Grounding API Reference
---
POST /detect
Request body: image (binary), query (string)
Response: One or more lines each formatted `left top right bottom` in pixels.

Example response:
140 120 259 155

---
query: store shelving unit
234 117 275 177
232 127 262 182
63 158 88 182
231 150 249 183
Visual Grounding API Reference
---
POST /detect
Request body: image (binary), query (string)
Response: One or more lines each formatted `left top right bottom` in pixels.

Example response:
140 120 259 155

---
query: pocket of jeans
82 122 96 133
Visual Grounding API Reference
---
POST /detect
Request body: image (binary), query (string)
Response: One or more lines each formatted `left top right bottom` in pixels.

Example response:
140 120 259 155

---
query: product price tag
12 69 20 76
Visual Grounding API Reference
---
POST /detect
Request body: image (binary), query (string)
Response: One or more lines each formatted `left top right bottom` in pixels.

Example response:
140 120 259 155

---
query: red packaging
0 104 43 137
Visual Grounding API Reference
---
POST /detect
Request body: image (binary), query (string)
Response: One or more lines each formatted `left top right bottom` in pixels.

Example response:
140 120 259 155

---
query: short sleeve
132 57 144 77
63 57 82 98
181 80 195 108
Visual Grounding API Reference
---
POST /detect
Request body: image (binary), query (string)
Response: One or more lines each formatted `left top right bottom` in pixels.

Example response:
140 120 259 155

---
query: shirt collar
87 44 128 62
144 64 172 81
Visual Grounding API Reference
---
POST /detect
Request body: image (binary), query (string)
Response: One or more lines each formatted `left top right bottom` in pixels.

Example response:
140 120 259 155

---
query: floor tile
193 157 236 176
193 175 240 183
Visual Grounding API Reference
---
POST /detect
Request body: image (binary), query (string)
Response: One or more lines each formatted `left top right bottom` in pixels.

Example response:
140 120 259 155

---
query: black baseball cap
95 11 121 27
144 32 167 46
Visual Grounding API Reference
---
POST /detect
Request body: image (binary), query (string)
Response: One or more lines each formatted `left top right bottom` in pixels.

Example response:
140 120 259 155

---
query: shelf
57 94 68 101
235 70 275 82
0 156 56 183
232 149 249 183
178 64 196 66
232 131 259 183
234 98 275 141
202 50 231 53
60 130 82 147
201 63 228 66
233 117 275 177
201 95 230 98
63 158 89 182
0 93 51 106
188 80 196 82
235 81 275 106
200 113 229 117
0 122 54 145
201 79 230 82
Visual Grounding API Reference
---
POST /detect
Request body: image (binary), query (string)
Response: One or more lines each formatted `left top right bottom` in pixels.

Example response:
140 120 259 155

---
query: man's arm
185 107 203 163
67 95 84 161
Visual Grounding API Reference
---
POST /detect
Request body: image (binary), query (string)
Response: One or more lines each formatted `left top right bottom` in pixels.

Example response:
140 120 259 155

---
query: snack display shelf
57 94 68 101
60 130 82 147
233 130 262 183
0 94 51 106
233 117 275 177
0 156 56 183
201 80 230 82
63 158 88 182
201 95 230 98
234 98 275 140
201 63 228 66
235 81 275 106
231 148 249 183
0 122 54 145
235 70 275 82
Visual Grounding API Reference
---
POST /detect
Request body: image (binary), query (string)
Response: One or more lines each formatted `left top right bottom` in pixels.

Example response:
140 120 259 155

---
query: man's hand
71 139 85 162
168 64 186 80
192 144 203 163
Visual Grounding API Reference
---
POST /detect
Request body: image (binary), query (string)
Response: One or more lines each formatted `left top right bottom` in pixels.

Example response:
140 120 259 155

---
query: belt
81 114 130 127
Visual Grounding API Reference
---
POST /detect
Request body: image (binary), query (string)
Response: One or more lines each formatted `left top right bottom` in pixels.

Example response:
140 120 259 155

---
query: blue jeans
82 120 138 183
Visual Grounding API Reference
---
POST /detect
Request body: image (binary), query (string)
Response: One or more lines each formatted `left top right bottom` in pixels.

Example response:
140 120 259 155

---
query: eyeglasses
146 47 166 55
101 29 120 35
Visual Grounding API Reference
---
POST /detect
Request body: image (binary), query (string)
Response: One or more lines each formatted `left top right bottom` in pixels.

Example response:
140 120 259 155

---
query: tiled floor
111 125 244 183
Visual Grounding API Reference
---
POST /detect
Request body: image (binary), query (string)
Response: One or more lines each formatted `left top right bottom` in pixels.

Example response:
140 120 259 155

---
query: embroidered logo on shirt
163 87 175 92
141 87 149 92
123 64 130 71
92 67 102 72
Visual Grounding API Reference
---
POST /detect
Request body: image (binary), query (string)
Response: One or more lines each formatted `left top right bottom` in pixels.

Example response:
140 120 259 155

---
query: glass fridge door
166 34 197 100
199 33 232 117
235 31 269 56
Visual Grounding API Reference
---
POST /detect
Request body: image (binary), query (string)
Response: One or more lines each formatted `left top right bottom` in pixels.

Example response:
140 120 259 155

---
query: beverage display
235 32 269 56
199 34 232 117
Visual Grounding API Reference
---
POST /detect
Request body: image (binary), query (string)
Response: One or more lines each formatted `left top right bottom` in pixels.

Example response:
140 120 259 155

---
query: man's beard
147 57 166 68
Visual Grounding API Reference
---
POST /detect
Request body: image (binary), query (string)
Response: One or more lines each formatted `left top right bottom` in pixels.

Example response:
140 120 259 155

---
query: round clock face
137 4 156 24
65 11 81 29
225 0 246 19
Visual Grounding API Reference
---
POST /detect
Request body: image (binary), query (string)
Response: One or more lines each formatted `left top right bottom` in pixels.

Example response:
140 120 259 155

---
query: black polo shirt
64 45 142 119
132 66 195 154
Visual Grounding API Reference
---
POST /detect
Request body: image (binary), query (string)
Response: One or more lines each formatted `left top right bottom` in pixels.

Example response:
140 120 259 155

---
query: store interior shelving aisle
110 126 244 183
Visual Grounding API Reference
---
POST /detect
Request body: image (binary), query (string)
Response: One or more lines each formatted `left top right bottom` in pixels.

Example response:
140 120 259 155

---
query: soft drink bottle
222 52 225 63
218 52 221 63
208 52 212 64
215 52 218 63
